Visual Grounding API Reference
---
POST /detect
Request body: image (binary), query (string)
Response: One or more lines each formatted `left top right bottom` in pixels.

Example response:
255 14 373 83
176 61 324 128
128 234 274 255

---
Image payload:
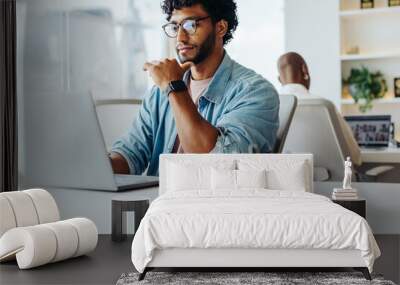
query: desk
361 147 400 163
112 198 149 241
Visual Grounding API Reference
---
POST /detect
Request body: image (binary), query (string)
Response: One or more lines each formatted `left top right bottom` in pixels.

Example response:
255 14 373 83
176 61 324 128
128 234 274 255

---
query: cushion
24 189 60 224
1 192 39 227
0 218 98 269
42 221 79 262
0 189 97 269
64 218 98 257
238 159 309 191
0 196 17 237
0 189 60 237
266 161 307 191
211 168 236 190
166 160 236 192
211 168 267 191
236 169 267 189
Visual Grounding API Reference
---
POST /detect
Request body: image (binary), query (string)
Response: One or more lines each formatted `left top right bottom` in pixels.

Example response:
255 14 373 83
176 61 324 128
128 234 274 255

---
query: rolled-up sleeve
211 80 279 153
111 88 157 174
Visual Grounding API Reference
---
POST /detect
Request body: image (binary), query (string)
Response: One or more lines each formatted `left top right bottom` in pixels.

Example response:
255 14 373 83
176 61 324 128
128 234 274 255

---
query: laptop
24 91 158 191
344 115 391 148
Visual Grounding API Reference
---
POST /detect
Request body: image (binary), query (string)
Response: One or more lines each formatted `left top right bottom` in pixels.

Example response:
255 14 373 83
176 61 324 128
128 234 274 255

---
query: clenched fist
143 59 192 91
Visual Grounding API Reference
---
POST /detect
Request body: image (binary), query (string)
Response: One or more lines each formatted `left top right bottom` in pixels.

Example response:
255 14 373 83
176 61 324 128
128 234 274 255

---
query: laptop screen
344 115 391 147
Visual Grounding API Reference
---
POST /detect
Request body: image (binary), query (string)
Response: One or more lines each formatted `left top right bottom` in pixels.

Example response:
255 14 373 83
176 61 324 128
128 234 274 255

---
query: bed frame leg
138 268 148 281
354 267 371 280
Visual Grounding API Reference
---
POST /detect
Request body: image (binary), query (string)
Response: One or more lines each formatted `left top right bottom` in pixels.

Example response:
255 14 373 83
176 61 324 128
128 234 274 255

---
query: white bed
131 154 380 281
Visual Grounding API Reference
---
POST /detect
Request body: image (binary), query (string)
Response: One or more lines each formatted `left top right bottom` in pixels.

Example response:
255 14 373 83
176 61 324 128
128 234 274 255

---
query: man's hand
143 59 191 90
109 152 130 174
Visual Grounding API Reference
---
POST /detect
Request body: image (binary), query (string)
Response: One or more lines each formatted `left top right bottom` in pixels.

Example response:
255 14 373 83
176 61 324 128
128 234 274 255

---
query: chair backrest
282 97 349 181
159 153 313 195
0 189 60 237
274 95 298 153
95 99 142 151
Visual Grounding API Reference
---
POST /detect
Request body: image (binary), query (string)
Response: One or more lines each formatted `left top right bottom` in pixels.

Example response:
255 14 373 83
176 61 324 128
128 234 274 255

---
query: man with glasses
110 0 279 175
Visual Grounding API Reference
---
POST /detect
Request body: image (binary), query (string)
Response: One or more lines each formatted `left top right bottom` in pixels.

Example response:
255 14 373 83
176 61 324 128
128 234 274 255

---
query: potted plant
343 67 388 113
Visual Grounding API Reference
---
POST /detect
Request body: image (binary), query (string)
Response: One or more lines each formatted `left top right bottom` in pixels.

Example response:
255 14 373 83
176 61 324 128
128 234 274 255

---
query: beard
177 29 216 65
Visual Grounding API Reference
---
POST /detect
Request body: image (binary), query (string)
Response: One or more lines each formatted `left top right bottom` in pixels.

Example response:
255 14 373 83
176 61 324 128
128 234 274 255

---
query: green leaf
343 66 387 112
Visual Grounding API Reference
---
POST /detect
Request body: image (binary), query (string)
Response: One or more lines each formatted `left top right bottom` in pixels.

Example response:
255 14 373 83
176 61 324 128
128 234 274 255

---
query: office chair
273 95 298 153
282 97 394 181
95 98 142 150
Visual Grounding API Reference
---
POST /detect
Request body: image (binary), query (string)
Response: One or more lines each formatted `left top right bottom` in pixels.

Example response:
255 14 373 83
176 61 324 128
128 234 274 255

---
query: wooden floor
0 235 398 285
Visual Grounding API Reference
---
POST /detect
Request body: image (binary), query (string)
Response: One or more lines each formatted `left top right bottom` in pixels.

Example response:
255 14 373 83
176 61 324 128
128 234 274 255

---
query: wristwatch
164 80 187 96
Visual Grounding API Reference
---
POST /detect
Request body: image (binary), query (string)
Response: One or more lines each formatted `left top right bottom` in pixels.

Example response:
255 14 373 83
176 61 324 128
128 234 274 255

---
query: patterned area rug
116 271 396 285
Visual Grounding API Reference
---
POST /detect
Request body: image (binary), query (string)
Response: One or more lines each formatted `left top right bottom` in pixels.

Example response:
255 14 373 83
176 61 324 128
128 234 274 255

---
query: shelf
341 97 400 105
341 51 400 61
340 6 400 17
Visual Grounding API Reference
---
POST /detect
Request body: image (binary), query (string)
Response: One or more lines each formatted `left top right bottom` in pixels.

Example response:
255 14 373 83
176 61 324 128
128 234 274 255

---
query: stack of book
332 188 358 200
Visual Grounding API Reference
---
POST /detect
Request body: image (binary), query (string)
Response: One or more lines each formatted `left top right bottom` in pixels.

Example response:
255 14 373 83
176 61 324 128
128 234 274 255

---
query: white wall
284 0 341 107
16 0 166 187
227 0 285 89
17 0 167 100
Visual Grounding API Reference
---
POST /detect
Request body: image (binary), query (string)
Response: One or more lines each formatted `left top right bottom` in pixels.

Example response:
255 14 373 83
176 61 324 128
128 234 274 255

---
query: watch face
171 80 187 92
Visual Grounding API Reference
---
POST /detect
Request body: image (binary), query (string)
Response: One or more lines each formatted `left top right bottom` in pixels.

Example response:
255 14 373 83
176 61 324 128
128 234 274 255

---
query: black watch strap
165 80 187 96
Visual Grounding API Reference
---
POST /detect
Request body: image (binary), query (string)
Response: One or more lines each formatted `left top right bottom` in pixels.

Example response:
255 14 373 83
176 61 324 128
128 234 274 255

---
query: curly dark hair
161 0 239 45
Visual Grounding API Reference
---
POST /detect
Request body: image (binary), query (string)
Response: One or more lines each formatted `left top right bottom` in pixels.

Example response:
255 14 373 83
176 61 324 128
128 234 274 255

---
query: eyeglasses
162 16 211 38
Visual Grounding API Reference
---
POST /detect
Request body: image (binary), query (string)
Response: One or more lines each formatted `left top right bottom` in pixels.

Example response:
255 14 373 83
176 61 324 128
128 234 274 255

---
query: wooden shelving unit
339 0 400 109
340 6 400 17
341 97 400 105
341 51 400 61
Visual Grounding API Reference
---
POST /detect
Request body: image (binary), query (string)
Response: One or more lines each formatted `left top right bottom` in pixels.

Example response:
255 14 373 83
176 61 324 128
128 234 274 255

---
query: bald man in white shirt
277 52 362 166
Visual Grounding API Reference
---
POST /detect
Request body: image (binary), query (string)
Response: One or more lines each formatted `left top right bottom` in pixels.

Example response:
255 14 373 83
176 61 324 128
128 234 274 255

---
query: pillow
266 161 307 191
167 162 209 191
166 160 235 192
236 169 267 189
211 168 236 190
238 159 309 191
211 168 267 191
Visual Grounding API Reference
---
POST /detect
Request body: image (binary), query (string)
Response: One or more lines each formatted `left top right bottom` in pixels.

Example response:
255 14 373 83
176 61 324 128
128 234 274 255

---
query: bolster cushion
0 189 60 237
0 218 98 269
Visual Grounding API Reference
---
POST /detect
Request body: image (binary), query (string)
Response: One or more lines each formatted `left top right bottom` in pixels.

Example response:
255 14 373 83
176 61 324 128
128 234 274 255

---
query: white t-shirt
172 77 213 153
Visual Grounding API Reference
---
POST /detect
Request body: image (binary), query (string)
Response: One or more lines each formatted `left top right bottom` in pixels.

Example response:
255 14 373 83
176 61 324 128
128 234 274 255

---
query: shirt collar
279 83 310 97
183 51 233 105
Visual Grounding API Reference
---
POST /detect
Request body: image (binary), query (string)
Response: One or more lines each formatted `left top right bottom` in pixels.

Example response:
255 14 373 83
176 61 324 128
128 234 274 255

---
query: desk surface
361 147 400 163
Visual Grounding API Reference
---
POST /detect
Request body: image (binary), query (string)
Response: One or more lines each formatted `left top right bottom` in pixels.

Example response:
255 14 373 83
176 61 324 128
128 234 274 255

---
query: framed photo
361 0 374 8
388 0 400 6
395 78 400 98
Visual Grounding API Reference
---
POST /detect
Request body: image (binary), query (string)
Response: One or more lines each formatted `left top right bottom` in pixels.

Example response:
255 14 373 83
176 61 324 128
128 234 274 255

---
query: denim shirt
112 52 279 176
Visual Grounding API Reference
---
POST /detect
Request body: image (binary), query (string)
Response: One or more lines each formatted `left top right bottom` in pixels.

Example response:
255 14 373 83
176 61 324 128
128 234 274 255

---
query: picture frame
361 0 374 8
395 78 400 98
388 0 400 6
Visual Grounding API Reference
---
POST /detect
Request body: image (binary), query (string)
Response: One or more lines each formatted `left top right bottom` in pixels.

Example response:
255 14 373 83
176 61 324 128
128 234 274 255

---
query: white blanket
131 190 380 273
